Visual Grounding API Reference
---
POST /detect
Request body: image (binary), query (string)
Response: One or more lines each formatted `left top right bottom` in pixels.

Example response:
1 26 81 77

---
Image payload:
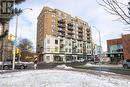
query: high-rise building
37 6 92 63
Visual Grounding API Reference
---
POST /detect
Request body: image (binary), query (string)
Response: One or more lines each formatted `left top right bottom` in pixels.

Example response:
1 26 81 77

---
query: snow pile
19 61 34 64
0 70 130 87
56 64 73 69
85 63 122 68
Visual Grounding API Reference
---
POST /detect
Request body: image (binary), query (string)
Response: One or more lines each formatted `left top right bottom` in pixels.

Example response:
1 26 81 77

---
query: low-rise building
107 34 130 63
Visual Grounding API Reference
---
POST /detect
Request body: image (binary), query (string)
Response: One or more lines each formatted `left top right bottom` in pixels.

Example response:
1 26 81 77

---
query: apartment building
107 34 130 63
37 6 92 63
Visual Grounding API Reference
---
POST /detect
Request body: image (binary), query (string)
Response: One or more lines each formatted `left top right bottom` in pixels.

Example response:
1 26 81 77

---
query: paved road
74 65 130 75
1 62 130 76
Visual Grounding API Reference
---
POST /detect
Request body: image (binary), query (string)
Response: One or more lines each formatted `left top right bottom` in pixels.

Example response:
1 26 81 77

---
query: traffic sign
0 0 14 18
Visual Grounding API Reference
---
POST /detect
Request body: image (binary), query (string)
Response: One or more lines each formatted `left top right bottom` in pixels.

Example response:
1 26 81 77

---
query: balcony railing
87 29 90 32
77 37 83 41
58 19 65 24
78 33 83 36
58 33 65 37
78 29 83 33
68 23 73 26
68 26 73 30
58 24 65 28
67 31 73 35
78 26 83 30
66 35 72 39
87 40 91 43
58 29 65 32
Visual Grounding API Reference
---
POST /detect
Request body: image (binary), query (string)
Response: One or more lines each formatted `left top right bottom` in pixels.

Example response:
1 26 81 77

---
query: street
74 63 130 75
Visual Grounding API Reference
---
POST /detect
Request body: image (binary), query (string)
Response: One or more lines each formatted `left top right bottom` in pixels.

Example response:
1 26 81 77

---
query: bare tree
17 38 33 52
17 38 33 61
98 0 130 25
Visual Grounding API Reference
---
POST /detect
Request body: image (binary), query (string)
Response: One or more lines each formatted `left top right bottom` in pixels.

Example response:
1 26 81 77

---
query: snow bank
85 63 122 68
0 70 130 87
56 64 73 69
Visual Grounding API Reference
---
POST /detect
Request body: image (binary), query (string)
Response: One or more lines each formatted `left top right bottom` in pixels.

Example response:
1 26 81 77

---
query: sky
9 0 129 52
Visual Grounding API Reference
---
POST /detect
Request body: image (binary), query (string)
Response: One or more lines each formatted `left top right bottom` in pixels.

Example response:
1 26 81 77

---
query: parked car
122 59 130 69
1 59 27 70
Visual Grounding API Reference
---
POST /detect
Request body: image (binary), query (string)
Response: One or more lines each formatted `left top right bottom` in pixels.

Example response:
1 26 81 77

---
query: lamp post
92 26 102 73
12 8 32 70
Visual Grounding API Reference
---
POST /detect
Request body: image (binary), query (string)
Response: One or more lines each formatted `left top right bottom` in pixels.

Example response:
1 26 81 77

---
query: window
52 28 55 32
69 42 71 46
47 39 50 44
78 43 79 47
55 40 58 44
66 48 68 52
80 44 82 47
46 56 50 61
47 46 50 52
58 28 62 31
78 49 79 53
65 41 68 45
69 48 71 52
55 46 58 52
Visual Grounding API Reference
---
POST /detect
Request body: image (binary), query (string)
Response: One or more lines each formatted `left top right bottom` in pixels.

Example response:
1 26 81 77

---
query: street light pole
92 26 102 73
12 8 32 70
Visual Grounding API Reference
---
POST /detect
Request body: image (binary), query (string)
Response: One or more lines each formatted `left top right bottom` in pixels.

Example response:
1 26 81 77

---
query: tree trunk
1 23 5 69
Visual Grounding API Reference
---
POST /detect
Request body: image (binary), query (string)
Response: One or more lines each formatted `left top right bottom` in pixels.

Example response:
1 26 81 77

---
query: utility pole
12 8 32 70
92 26 102 74
12 14 18 70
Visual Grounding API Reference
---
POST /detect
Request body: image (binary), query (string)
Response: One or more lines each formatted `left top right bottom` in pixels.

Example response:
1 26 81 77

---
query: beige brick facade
37 6 92 63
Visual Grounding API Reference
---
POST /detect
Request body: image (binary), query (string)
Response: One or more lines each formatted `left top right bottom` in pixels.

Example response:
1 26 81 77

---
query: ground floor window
66 56 73 61
54 56 63 61
46 56 50 61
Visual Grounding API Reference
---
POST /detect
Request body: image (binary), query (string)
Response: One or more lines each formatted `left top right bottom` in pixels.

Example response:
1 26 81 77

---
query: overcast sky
9 0 129 52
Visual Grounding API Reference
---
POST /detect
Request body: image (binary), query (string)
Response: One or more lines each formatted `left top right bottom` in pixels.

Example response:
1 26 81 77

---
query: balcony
58 19 65 24
87 39 91 43
58 29 65 32
58 33 65 37
78 26 83 30
67 31 74 35
78 33 83 36
77 37 83 41
78 29 83 33
87 37 90 40
68 23 73 27
66 35 72 39
87 29 90 32
58 24 65 28
68 26 73 30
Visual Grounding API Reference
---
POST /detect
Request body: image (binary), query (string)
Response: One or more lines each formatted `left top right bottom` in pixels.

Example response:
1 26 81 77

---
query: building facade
37 7 92 63
107 34 130 63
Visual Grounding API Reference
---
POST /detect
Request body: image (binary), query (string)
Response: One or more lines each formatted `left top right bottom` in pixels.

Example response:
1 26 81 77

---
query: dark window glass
127 60 130 62
55 40 58 44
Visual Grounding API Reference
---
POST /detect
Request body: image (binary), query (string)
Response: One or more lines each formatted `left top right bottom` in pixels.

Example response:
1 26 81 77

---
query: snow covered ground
0 69 130 87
